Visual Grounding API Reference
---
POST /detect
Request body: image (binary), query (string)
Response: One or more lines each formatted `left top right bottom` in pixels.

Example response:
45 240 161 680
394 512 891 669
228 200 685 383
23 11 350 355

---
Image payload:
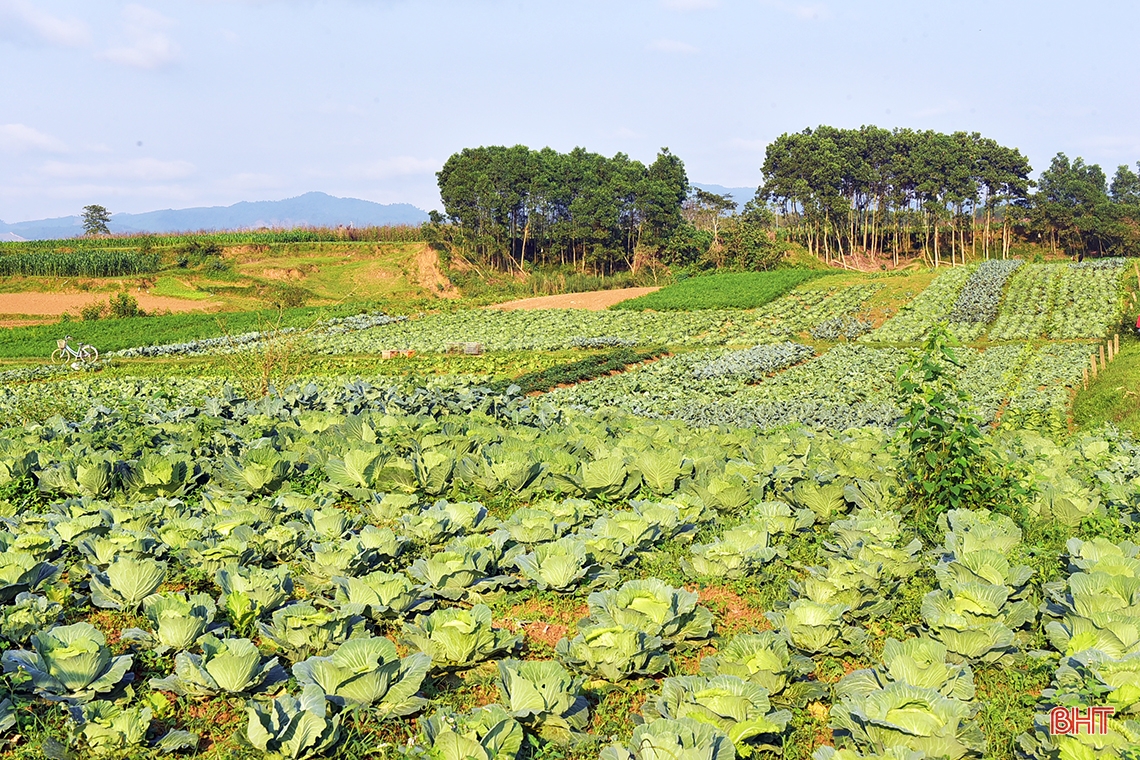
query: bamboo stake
1100 344 1107 370
1091 354 1099 379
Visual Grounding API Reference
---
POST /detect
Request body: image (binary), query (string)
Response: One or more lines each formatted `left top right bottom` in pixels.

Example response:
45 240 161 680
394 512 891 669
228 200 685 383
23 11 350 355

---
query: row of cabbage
553 341 1090 436
989 259 1129 341
945 259 1024 341
110 312 407 359
304 284 880 356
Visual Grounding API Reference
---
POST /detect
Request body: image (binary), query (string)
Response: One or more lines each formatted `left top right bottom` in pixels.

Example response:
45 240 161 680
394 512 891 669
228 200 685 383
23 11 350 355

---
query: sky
2 0 1139 222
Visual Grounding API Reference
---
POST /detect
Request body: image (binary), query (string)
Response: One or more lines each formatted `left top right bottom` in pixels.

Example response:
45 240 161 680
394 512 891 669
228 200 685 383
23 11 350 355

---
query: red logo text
1049 706 1114 736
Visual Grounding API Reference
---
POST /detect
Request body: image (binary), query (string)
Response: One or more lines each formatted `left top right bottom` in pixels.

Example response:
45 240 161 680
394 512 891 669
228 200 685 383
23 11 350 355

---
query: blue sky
1 0 1137 221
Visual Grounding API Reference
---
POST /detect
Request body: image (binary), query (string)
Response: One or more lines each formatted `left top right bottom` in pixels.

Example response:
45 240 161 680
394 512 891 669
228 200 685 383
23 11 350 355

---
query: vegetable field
0 254 1136 760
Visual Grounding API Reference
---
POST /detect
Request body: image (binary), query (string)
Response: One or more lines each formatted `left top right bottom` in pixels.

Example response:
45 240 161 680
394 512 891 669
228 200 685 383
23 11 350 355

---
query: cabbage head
293 636 430 715
599 717 736 760
496 659 589 743
150 634 282 696
331 571 428 620
258 602 367 662
584 579 714 648
245 683 342 759
2 622 133 702
699 631 824 707
88 556 167 612
420 704 524 760
644 674 791 750
555 622 671 682
402 605 520 671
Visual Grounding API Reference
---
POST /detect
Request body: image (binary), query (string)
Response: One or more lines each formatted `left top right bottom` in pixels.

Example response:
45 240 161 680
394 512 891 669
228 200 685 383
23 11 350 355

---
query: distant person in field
1135 311 1140 336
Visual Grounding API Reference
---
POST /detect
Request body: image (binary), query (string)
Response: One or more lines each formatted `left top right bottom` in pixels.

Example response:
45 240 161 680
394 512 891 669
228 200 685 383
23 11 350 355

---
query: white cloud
662 0 719 9
40 158 196 181
356 156 440 180
99 5 180 69
0 0 91 47
647 38 699 54
0 124 68 153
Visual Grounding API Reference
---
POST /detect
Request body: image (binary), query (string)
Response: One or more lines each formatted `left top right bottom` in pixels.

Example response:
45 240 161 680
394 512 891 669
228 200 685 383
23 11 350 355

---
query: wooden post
1083 366 1089 390
1116 334 1121 355
1100 344 1107 370
1091 354 1099 378
1108 340 1114 362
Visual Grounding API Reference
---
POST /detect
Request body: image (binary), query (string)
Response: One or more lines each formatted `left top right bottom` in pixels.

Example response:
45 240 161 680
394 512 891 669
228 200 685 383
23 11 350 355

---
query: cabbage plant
293 636 430 715
150 634 282 696
683 526 782 579
245 683 342 759
830 682 984 759
258 602 367 662
0 593 62 645
420 705 524 760
88 556 167 611
835 637 975 703
0 552 60 603
2 622 133 702
513 537 615 592
921 580 1029 663
496 659 589 743
69 700 152 756
583 579 714 648
766 600 868 655
599 717 736 760
643 674 791 752
555 622 671 682
699 631 824 707
331 571 428 621
402 605 520 671
218 447 292 495
123 592 218 652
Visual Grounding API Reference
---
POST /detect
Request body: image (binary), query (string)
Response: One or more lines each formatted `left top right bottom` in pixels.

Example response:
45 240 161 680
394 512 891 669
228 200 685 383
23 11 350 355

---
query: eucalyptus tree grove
436 145 688 274
759 126 1032 266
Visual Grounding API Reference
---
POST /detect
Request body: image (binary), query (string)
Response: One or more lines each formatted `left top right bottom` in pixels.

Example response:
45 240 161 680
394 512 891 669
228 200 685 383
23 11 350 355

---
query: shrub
108 293 145 319
80 301 106 321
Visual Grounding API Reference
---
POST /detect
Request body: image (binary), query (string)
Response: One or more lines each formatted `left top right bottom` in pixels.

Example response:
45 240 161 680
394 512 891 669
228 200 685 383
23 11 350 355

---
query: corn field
0 225 425 256
0 250 161 277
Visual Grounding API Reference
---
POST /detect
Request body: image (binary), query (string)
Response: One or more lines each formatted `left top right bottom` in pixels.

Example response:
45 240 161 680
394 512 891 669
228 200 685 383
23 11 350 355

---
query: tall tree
82 205 111 236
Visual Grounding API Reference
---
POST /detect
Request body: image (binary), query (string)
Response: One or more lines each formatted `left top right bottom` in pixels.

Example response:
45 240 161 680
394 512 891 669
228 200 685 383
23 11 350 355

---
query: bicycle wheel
79 345 99 363
51 349 66 364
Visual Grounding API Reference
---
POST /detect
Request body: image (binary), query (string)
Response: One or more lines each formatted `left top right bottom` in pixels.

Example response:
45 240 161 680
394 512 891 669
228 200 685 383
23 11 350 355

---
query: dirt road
490 287 659 311
0 292 220 318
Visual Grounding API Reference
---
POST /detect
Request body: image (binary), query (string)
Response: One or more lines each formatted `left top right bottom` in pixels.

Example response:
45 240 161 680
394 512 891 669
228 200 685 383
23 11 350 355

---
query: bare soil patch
0 292 221 317
414 245 460 299
490 286 659 311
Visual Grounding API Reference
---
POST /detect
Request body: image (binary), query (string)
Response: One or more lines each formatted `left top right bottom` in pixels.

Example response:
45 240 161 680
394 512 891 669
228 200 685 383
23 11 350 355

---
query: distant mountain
0 231 26 242
0 192 430 241
692 183 759 210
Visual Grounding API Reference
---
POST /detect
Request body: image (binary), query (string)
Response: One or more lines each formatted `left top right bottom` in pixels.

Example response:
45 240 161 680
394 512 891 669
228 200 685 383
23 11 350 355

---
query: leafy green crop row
611 270 826 311
863 266 973 344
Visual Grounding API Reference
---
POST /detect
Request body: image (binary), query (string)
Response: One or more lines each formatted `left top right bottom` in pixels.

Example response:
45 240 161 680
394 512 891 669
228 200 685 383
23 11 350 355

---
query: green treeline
434 145 690 274
759 126 1032 265
433 145 783 274
760 125 1140 262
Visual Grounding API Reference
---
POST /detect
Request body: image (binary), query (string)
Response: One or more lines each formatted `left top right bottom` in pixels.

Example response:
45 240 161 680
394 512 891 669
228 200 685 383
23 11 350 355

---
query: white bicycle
51 336 99 364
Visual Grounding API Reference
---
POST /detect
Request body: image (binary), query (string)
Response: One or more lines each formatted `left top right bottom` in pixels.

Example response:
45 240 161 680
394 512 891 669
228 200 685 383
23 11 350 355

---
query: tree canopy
435 145 688 273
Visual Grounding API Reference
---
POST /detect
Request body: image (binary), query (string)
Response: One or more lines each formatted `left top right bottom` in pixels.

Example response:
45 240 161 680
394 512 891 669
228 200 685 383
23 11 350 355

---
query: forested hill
0 192 429 240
